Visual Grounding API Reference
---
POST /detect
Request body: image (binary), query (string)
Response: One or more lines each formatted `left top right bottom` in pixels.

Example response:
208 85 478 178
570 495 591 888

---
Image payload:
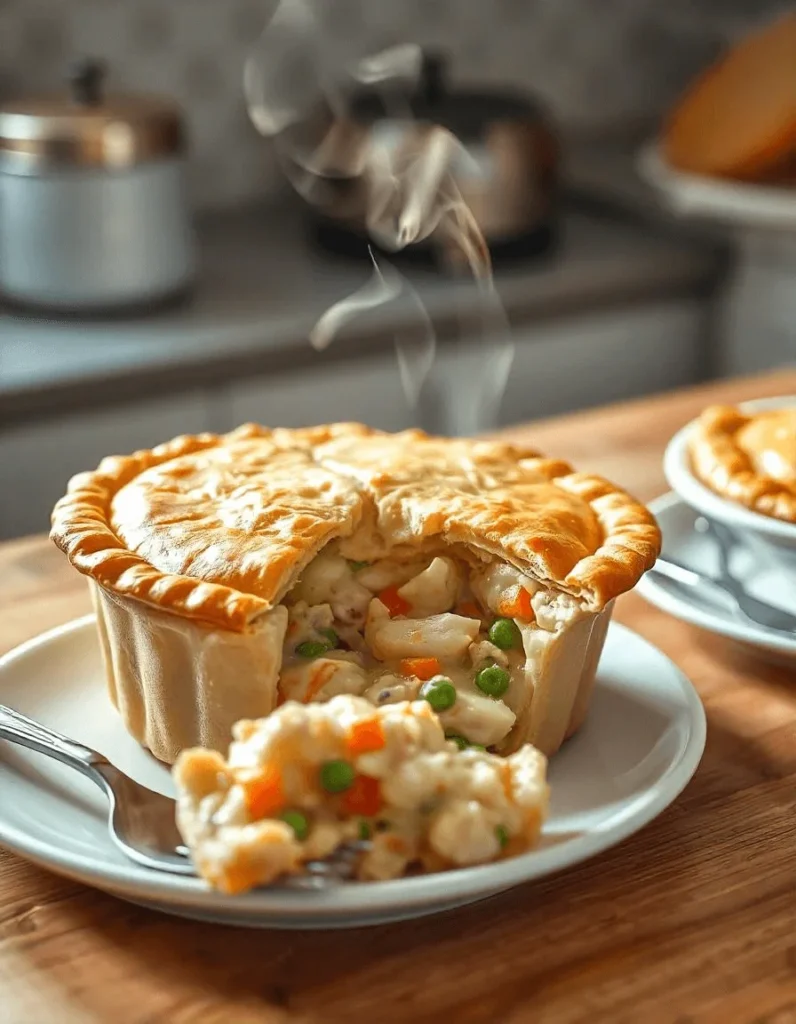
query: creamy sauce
276 547 589 752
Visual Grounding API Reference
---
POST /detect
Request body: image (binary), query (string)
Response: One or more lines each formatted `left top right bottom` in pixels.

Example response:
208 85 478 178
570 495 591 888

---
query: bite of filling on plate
173 695 549 892
50 423 660 764
688 403 796 521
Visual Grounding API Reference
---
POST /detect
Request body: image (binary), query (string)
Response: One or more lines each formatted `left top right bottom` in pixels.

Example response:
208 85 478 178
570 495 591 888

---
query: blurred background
0 0 794 538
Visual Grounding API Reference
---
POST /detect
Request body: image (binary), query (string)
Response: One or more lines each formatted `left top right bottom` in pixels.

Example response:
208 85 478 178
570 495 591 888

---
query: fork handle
0 704 108 780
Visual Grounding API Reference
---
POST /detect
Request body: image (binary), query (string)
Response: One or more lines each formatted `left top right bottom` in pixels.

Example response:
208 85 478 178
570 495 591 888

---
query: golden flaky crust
689 405 796 522
51 423 661 631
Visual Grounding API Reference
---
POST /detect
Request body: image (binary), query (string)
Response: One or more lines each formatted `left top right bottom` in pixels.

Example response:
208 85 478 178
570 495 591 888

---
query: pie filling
91 538 610 765
174 695 549 892
166 544 589 891
274 545 599 755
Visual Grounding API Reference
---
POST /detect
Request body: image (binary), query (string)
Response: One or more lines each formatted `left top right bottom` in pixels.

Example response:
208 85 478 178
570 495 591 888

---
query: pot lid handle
418 52 446 106
69 58 107 107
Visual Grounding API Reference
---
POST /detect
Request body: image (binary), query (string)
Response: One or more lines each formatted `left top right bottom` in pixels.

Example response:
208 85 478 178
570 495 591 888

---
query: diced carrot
303 661 338 703
385 834 407 854
399 656 441 681
498 586 535 622
499 761 514 802
456 601 483 620
340 774 383 817
244 763 285 819
378 585 411 618
348 717 386 755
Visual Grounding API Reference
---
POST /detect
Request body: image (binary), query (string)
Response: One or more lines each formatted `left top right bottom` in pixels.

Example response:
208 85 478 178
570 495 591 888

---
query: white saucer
639 493 796 662
0 616 705 929
638 143 796 232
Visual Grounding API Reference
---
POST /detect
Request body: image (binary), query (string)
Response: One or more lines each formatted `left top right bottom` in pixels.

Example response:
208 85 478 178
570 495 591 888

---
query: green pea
358 820 372 841
476 664 510 698
419 676 457 712
445 733 469 751
281 810 310 841
495 824 510 849
470 744 487 752
349 560 369 572
319 759 355 794
488 617 522 651
319 627 339 648
296 640 328 658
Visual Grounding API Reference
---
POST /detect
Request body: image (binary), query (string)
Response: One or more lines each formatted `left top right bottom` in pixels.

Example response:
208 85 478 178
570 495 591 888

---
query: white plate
663 395 796 568
0 616 705 929
637 143 796 232
639 492 796 663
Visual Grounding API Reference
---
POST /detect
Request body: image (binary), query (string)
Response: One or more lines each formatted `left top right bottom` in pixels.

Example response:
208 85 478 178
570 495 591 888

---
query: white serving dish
663 395 796 569
637 143 796 232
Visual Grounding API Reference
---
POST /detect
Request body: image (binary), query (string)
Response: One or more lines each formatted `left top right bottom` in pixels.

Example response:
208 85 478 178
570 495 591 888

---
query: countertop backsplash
0 0 790 210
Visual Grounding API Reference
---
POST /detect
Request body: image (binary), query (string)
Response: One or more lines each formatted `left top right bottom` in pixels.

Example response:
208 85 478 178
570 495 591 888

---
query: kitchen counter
2 367 795 1024
0 201 721 423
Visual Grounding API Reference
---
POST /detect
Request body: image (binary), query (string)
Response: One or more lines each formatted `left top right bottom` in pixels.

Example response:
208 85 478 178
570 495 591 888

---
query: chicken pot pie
51 423 661 764
689 404 796 522
174 695 549 892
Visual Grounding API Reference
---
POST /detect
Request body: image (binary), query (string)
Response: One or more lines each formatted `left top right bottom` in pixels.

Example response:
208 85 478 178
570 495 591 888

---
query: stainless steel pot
0 59 195 313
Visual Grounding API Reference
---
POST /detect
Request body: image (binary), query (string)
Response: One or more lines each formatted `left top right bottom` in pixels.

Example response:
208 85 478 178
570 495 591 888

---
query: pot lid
0 59 186 174
348 53 547 141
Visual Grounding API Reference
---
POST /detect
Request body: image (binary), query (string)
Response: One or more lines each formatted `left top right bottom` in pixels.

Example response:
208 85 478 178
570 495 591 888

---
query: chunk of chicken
364 675 421 706
279 654 369 704
355 557 430 593
286 601 335 649
290 553 372 626
397 557 461 617
428 799 501 864
531 590 585 633
440 688 516 746
365 602 480 661
468 639 509 671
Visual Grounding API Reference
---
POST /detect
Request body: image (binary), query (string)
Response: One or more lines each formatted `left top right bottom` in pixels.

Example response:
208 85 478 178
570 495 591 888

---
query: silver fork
695 517 796 633
649 521 796 633
0 704 194 875
0 705 366 884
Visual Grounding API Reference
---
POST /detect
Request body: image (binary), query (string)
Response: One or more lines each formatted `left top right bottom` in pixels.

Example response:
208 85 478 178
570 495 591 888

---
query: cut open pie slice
51 423 661 764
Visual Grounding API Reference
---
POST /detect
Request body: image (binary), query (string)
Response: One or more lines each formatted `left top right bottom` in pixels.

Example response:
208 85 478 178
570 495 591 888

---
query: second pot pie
51 423 661 764
689 404 796 521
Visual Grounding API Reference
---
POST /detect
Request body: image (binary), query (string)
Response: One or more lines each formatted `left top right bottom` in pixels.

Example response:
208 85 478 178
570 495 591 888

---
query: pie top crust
51 423 661 632
688 404 796 521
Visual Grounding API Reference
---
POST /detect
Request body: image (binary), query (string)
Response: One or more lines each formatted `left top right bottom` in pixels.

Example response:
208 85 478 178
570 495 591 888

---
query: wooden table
2 369 795 1024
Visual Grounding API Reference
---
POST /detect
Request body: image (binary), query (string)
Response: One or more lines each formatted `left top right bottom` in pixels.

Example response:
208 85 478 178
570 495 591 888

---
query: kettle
294 53 561 267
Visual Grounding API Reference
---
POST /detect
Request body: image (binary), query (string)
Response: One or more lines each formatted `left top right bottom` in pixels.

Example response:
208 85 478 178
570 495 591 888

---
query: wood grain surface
2 369 796 1024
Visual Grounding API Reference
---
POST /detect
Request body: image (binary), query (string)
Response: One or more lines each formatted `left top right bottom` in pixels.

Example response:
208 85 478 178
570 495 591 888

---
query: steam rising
310 248 436 407
244 1 515 433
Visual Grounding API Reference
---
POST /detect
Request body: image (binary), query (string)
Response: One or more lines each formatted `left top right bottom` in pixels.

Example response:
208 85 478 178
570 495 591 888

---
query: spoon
0 705 366 884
